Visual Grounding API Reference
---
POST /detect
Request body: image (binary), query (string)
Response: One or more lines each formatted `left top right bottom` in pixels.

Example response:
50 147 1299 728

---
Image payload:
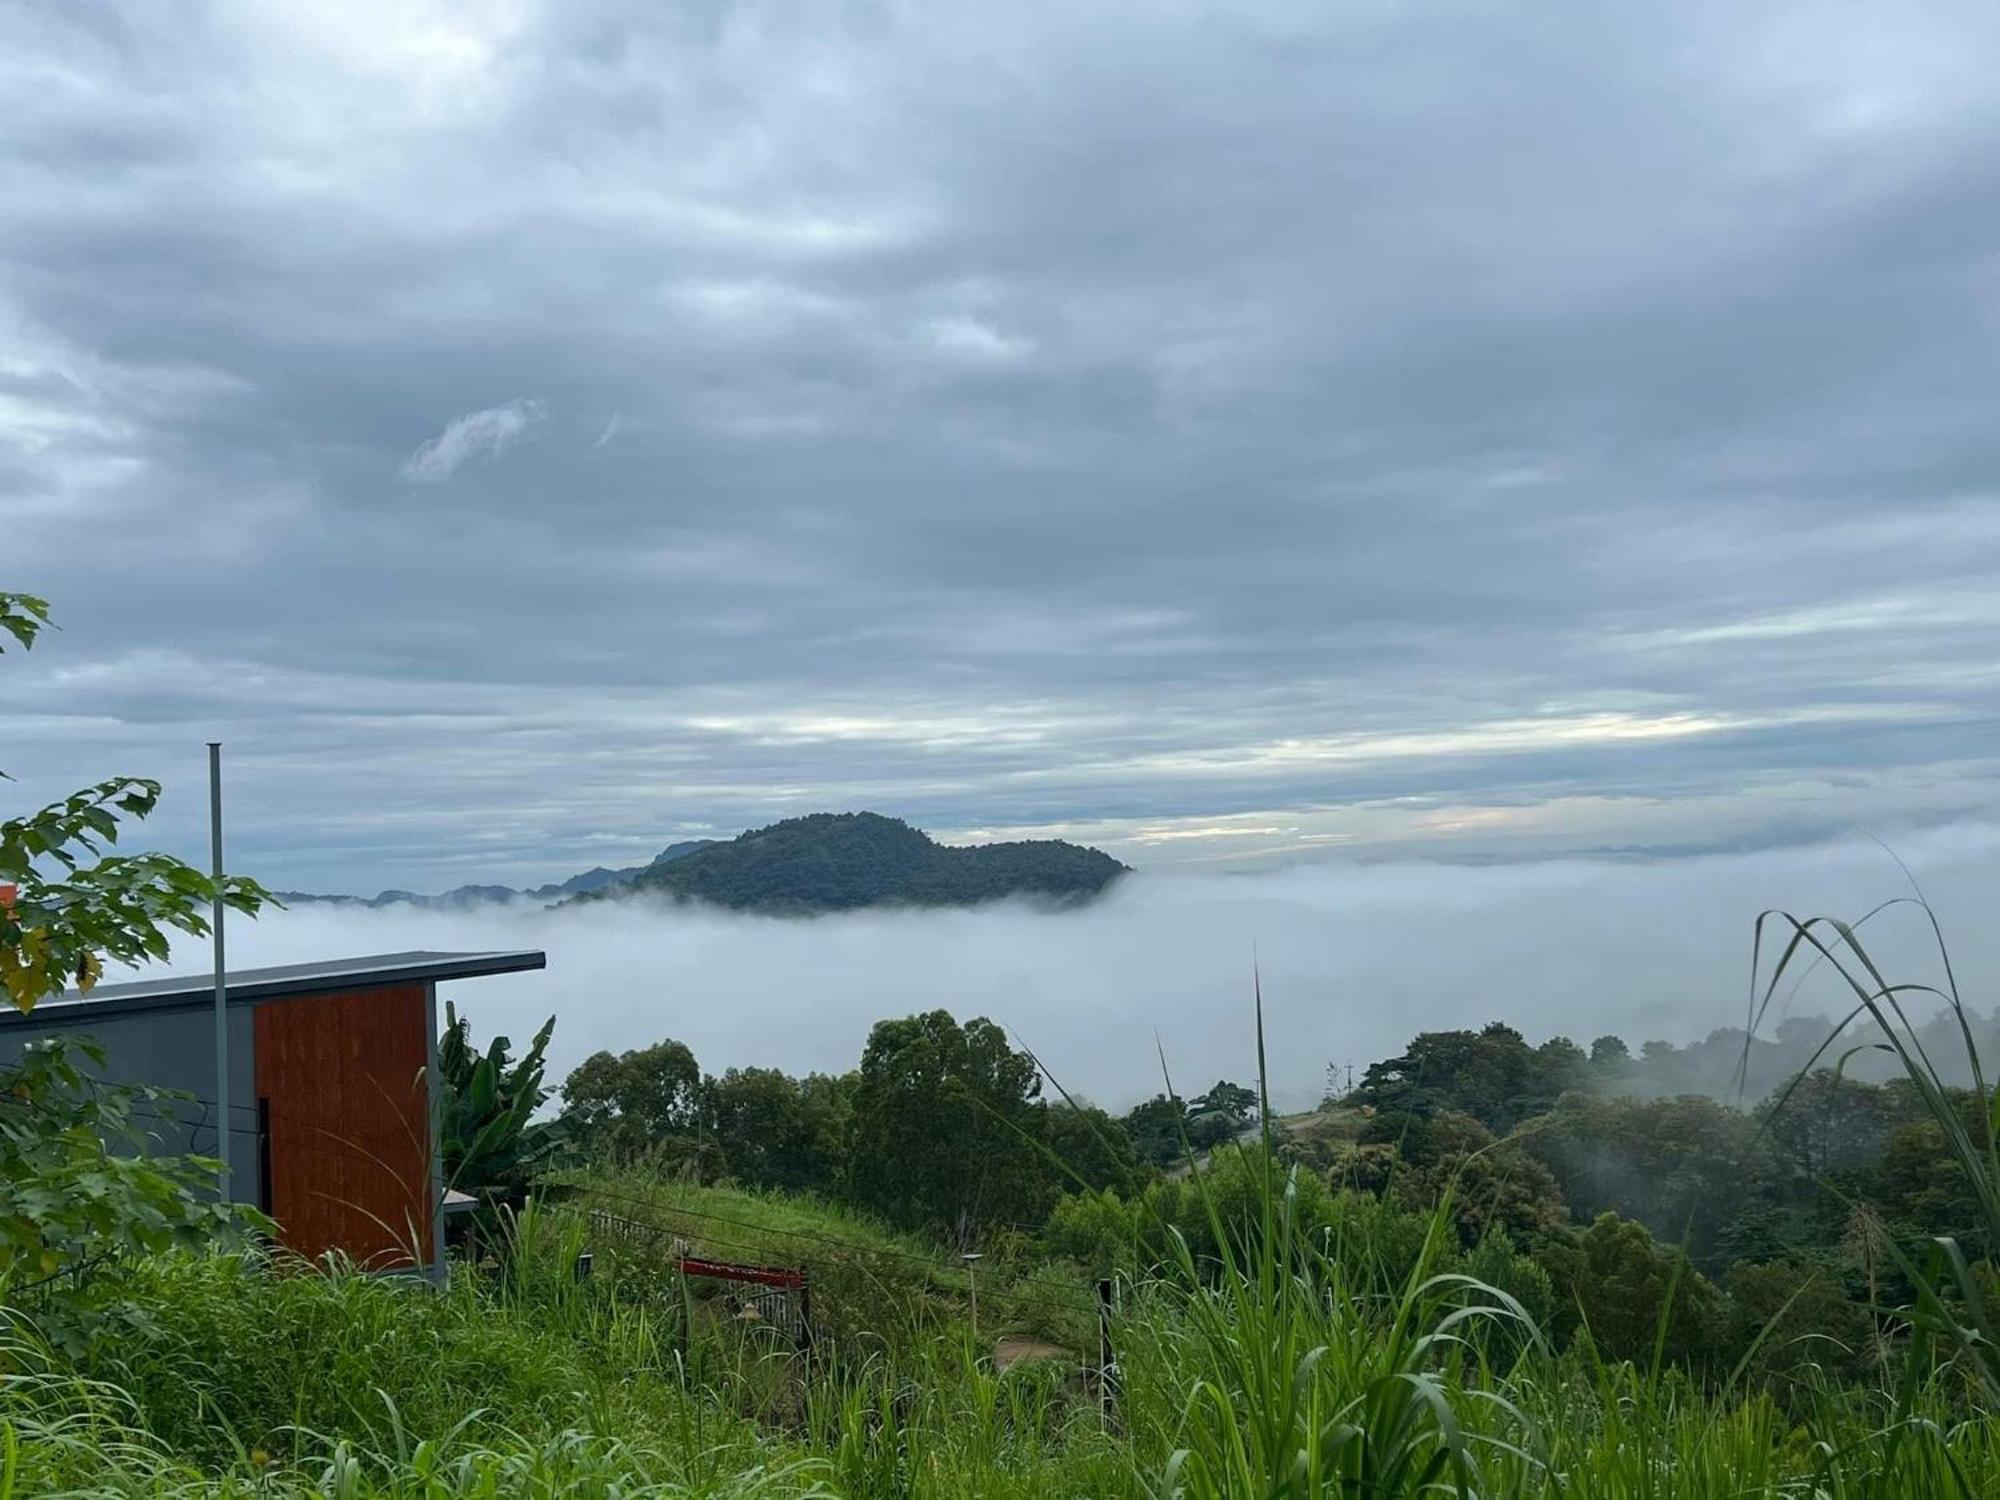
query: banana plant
437 1002 562 1206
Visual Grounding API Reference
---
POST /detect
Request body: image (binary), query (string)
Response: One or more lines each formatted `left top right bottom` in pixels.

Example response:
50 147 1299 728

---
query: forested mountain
280 814 1125 914
570 812 1127 913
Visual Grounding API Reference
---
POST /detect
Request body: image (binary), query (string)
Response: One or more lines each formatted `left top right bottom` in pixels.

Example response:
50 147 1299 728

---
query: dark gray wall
0 1004 261 1204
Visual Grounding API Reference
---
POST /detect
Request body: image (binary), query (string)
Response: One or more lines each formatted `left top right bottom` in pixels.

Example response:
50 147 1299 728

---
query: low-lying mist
165 823 2000 1112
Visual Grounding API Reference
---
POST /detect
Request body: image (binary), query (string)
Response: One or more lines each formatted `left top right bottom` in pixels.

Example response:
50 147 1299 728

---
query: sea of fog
157 824 2000 1113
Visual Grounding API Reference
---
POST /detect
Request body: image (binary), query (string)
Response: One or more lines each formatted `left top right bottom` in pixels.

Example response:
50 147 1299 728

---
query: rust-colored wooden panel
253 984 431 1268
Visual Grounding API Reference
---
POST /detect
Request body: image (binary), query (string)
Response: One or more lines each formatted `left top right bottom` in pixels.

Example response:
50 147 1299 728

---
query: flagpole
208 742 229 1194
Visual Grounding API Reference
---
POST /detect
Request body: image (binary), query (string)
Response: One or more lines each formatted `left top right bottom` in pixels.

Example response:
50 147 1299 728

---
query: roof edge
2 950 547 1028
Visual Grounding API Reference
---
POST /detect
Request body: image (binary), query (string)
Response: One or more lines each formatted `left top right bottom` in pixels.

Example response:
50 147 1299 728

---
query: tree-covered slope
576 811 1126 913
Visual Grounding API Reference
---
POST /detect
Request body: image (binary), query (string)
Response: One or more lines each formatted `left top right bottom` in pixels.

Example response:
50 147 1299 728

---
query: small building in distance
0 949 545 1276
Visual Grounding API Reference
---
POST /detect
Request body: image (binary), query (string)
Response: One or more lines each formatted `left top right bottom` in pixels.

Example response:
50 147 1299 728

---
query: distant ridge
275 838 715 910
279 815 1126 915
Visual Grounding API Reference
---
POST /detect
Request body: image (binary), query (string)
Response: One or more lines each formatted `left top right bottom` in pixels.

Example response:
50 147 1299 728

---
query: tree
1535 1036 1589 1096
1191 1080 1258 1123
1040 1099 1141 1192
437 1002 560 1204
1589 1035 1631 1074
1355 1022 1574 1133
702 1066 852 1193
0 592 270 1348
1759 1070 1911 1180
1122 1092 1191 1166
1382 1110 1569 1247
1120 1084 1259 1161
1871 1108 1992 1257
1727 1258 1871 1388
845 1009 1049 1239
0 593 268 1013
1537 1212 1727 1367
0 1039 252 1353
1185 1079 1259 1148
1526 1093 1783 1265
560 1039 702 1158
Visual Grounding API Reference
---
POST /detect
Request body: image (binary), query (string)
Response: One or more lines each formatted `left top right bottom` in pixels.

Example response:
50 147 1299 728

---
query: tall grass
8 1194 2000 1496
1750 884 2000 1403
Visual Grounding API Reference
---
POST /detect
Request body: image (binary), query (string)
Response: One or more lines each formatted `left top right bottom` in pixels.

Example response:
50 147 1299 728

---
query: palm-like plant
436 1003 561 1208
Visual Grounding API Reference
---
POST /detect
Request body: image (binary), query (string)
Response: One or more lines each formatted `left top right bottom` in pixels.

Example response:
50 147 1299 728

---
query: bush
1352 1110 1569 1247
1726 1257 1873 1388
0 1039 260 1356
1536 1212 1728 1368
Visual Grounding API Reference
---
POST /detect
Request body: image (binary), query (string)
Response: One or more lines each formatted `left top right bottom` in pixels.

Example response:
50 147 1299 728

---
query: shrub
1536 1211 1728 1368
0 1039 260 1355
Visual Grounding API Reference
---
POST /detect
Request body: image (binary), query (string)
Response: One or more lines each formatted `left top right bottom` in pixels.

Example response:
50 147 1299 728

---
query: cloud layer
6 3 2000 890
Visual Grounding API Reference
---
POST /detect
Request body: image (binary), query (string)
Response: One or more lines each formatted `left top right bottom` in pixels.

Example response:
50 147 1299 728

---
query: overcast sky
9 2 2000 894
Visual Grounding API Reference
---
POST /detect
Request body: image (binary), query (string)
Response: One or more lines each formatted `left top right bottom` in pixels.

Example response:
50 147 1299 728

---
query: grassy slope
553 1171 1101 1351
8 1176 2000 1497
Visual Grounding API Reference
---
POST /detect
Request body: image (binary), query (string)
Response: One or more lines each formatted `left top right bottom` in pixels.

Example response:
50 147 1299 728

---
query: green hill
572 811 1126 913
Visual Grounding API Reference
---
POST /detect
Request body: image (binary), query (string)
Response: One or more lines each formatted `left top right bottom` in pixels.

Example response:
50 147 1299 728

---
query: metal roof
0 950 547 1027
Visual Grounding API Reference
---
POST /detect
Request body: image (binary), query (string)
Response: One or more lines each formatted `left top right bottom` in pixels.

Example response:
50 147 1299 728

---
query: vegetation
0 591 267 1014
7 1033 2000 1495
560 1010 1135 1240
436 1003 562 1208
0 1038 251 1354
1 591 269 1351
576 811 1127 913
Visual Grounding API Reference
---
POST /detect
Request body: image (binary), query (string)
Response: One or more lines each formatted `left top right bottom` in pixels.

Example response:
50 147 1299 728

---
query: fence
575 1194 1116 1419
584 1205 815 1354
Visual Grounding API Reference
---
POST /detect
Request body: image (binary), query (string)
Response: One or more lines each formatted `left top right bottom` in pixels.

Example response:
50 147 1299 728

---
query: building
0 949 545 1276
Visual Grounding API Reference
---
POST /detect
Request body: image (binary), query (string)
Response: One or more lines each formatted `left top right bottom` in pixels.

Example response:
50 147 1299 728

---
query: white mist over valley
163 825 2000 1111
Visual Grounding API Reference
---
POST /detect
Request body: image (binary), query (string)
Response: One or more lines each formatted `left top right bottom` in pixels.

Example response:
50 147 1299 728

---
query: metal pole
424 980 445 1282
207 743 229 1195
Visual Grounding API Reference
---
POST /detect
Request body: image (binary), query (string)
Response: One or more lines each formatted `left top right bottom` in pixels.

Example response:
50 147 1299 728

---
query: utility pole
208 743 229 1195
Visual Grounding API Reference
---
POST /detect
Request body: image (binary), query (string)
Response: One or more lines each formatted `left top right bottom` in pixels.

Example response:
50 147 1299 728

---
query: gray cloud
5 3 2000 891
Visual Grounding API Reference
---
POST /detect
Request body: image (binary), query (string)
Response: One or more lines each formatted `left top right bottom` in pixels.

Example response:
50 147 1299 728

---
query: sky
8 2 2000 893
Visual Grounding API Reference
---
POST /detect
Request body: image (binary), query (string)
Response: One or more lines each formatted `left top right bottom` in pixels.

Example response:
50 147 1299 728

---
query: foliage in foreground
437 1001 561 1208
0 590 268 1015
3 1191 1999 1499
0 1039 260 1356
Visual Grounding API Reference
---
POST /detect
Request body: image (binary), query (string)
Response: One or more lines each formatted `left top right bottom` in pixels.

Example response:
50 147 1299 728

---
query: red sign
678 1256 805 1290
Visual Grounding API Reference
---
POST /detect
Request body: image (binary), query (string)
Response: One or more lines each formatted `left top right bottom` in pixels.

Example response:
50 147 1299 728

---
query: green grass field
1 1163 1995 1499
